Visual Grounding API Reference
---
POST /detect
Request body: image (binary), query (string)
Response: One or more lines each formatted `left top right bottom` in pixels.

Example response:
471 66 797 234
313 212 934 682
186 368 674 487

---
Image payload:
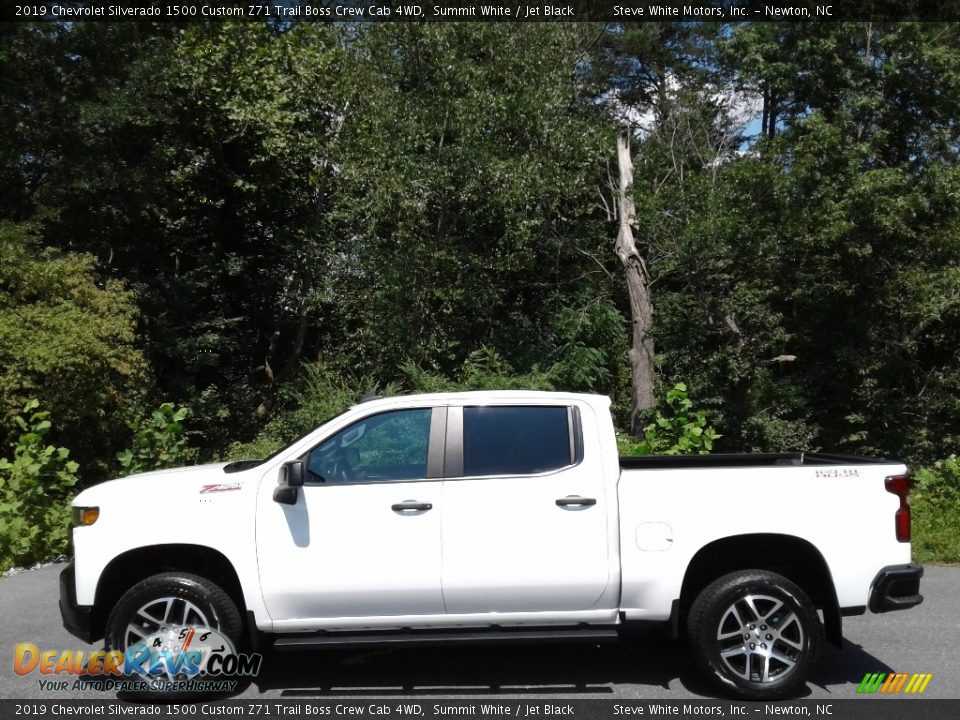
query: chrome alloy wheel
104 573 245 698
716 593 805 684
123 596 218 661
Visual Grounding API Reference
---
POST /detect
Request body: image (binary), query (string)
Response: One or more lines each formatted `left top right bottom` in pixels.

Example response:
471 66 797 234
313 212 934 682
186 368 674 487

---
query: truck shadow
247 633 892 699
812 639 896 694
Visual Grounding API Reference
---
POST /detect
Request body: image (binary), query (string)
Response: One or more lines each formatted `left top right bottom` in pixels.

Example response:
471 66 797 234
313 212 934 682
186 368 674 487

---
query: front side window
306 408 431 484
462 406 573 477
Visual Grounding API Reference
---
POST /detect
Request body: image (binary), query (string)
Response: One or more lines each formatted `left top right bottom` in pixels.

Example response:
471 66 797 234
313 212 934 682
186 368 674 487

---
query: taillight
885 475 910 543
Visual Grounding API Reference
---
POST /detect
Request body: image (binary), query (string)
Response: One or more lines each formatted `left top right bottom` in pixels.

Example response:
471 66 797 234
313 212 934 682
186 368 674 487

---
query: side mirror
273 461 305 505
285 460 305 487
273 485 298 505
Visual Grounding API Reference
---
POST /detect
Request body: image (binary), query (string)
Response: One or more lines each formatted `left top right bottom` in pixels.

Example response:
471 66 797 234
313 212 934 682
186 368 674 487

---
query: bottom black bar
1 699 957 720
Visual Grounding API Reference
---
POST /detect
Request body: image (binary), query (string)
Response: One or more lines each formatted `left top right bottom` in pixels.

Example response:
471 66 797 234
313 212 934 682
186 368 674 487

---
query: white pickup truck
60 391 923 698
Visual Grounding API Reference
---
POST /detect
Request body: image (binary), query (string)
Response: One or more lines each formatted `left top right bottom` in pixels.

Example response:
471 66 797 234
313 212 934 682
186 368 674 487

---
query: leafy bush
117 403 195 475
402 347 556 393
911 457 960 564
618 383 720 456
0 400 79 571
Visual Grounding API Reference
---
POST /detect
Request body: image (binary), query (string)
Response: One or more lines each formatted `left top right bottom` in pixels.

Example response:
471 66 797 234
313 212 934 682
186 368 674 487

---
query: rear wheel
687 570 823 699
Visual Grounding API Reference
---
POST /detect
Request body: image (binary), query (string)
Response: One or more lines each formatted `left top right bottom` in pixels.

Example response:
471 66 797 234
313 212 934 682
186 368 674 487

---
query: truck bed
619 452 895 470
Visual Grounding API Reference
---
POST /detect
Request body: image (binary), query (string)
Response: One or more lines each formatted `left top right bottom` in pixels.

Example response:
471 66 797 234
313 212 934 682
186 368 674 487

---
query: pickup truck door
256 407 446 626
440 404 612 614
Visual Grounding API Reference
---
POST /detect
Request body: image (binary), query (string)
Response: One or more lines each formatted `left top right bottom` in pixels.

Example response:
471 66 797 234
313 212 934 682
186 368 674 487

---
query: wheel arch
91 544 246 642
677 533 842 647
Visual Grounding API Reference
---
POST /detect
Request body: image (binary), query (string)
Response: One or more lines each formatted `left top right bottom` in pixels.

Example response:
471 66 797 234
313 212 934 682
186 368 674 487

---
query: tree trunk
614 127 656 435
256 296 310 418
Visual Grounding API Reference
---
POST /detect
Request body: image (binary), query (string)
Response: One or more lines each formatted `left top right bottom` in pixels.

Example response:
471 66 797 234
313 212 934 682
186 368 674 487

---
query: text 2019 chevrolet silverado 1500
60 391 923 698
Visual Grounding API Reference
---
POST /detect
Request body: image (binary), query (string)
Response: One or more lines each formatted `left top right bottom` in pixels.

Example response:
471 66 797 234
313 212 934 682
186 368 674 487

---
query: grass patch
911 494 960 564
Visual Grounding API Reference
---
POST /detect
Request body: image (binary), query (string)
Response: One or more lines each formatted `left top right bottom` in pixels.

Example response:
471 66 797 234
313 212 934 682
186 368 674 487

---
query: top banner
4 0 960 23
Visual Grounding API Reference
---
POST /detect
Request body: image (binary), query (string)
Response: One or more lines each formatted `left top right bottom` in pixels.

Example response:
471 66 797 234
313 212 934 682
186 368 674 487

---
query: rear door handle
392 501 433 512
556 496 597 507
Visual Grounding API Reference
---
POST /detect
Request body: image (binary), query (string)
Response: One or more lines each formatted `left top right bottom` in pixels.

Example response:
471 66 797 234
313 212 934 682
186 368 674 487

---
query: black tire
104 572 244 700
687 570 823 699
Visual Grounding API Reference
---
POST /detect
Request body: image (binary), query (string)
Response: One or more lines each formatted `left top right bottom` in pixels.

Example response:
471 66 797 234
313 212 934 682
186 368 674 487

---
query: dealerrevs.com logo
14 625 261 694
857 672 933 694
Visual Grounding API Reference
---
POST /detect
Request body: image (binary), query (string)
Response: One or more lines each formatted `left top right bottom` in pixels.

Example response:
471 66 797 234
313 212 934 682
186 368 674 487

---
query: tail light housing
885 475 911 542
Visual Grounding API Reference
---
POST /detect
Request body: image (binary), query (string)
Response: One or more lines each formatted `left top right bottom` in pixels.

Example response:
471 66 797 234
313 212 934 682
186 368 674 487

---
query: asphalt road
1 563 956 700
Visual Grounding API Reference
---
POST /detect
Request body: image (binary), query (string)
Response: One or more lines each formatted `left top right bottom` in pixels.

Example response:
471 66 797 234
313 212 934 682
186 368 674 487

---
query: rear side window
462 406 574 477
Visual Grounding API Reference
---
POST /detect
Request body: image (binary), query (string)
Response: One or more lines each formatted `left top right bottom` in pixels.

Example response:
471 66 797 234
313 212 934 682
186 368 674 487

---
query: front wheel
687 570 823 699
104 572 245 700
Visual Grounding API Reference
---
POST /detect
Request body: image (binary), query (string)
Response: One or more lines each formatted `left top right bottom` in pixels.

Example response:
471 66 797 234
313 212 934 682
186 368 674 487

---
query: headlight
72 506 99 527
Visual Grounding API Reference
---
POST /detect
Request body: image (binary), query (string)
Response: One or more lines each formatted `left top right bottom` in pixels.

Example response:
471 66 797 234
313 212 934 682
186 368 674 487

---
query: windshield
222 409 347 474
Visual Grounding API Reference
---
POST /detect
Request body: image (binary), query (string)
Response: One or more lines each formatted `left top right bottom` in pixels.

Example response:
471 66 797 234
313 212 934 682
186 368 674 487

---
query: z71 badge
199 482 242 494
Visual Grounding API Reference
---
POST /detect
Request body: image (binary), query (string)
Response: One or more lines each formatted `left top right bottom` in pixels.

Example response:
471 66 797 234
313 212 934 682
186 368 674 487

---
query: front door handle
392 500 433 512
556 496 597 508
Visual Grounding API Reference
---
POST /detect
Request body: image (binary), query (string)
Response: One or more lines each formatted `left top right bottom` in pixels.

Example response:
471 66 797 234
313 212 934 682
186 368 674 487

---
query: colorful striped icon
857 672 933 694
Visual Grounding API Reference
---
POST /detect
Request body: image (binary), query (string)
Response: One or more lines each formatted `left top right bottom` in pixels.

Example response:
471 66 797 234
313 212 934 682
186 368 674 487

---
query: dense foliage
2 21 960 565
0 401 78 571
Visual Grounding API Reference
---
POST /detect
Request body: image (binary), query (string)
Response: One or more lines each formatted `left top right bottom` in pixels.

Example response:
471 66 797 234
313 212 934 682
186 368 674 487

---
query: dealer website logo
857 672 933 695
14 625 261 694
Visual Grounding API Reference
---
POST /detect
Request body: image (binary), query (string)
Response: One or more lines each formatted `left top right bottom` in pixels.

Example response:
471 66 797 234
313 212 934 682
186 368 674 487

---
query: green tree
639 22 960 459
8 23 352 448
328 24 616 383
0 222 147 477
7 19 960 474
2 24 628 455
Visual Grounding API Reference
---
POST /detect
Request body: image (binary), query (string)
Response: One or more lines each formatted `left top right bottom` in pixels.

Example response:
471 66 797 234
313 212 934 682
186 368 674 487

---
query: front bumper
59 562 97 643
869 563 924 613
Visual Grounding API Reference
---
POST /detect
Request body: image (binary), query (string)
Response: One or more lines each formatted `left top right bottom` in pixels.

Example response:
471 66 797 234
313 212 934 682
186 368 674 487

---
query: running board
273 627 619 651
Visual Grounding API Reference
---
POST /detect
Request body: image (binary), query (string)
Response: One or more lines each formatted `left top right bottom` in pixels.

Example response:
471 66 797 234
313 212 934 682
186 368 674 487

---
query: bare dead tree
614 126 657 434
